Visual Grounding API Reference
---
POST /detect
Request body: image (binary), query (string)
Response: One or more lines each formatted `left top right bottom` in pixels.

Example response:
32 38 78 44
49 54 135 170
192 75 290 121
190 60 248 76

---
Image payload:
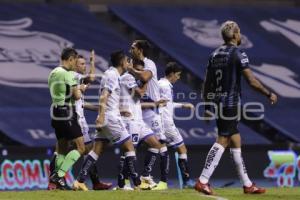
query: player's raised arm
242 68 277 105
82 50 96 84
128 66 152 83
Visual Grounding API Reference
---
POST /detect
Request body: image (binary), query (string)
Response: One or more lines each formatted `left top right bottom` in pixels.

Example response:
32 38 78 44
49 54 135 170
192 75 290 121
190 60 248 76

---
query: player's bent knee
84 143 93 154
145 136 162 149
177 144 187 154
93 141 105 155
122 139 135 152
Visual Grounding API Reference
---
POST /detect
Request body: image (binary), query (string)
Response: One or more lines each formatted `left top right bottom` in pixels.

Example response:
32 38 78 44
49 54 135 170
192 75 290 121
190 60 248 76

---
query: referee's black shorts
216 106 240 136
51 105 82 140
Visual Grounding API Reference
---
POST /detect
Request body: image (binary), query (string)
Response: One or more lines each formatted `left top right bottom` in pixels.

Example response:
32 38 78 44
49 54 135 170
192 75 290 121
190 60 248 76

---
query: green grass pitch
1 188 300 200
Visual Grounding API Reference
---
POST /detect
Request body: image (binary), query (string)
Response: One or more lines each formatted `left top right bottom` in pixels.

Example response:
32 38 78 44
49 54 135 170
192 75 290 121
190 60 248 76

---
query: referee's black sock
160 147 169 183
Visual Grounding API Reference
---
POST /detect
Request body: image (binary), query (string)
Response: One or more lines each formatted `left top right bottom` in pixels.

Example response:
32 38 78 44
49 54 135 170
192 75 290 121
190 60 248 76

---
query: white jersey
73 72 85 118
158 78 181 123
73 72 92 142
142 57 161 119
99 67 121 115
159 77 184 147
120 72 143 121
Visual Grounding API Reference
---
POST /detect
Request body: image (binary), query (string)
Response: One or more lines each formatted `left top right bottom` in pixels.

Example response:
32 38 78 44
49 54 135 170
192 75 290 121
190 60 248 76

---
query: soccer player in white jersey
118 59 163 190
72 53 112 190
158 62 195 188
74 51 141 190
127 40 169 190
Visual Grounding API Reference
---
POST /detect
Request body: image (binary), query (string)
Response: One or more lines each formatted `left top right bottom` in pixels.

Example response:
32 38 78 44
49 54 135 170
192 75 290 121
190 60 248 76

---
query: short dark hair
134 40 151 57
77 55 85 59
165 62 182 76
133 59 144 67
61 47 78 61
110 50 126 67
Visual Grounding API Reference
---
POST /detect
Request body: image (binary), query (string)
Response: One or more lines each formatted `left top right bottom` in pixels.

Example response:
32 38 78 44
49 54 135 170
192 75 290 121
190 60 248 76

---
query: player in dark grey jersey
195 21 277 195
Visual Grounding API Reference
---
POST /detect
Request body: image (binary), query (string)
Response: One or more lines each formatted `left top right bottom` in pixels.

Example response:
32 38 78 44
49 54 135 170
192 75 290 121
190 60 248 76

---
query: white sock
230 148 252 187
199 143 225 184
179 153 187 160
88 150 99 160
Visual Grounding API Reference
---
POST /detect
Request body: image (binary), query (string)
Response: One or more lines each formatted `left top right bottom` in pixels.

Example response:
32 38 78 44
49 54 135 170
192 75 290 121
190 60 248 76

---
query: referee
48 47 85 190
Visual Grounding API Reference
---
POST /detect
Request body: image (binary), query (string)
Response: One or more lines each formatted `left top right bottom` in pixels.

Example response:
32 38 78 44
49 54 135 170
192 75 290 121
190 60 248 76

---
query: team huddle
47 21 277 195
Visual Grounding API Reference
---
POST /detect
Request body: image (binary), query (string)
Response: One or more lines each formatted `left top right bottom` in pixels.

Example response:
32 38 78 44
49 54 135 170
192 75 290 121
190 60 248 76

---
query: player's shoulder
105 67 118 77
143 57 156 69
233 47 249 61
144 57 155 64
120 72 135 82
158 78 170 87
73 71 82 79
233 46 247 55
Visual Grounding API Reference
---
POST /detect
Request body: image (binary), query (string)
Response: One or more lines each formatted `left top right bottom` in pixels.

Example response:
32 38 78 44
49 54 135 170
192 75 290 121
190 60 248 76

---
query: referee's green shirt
48 66 77 106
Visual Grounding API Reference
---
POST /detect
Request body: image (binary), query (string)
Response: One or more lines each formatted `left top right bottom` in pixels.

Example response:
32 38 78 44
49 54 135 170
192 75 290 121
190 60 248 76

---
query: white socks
89 150 99 161
230 148 252 187
199 143 225 184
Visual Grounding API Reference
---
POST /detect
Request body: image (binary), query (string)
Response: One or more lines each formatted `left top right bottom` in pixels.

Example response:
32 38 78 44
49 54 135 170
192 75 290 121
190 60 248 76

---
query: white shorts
77 116 93 144
143 110 166 142
163 120 184 148
94 114 131 145
122 117 155 146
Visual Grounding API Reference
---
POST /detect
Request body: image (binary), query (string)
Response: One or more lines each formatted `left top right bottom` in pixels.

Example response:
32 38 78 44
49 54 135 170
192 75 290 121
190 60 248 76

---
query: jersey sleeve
73 72 84 85
122 74 138 89
235 49 250 71
159 82 171 101
144 61 156 77
65 71 78 87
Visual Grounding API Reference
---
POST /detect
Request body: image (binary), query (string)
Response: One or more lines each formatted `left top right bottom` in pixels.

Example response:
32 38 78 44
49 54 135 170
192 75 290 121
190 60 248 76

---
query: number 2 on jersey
215 69 222 92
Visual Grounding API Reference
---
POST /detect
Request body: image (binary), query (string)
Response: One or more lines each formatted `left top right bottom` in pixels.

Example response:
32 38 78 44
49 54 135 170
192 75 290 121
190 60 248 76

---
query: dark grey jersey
203 44 249 107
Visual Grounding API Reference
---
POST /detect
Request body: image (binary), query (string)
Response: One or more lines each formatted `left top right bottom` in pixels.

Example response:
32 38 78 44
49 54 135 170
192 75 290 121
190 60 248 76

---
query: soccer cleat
125 179 131 187
49 173 72 190
183 179 196 189
47 182 57 190
140 176 157 189
73 180 89 191
113 185 134 191
194 180 213 195
139 181 151 190
152 181 168 190
93 181 113 190
243 183 266 194
134 185 142 191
